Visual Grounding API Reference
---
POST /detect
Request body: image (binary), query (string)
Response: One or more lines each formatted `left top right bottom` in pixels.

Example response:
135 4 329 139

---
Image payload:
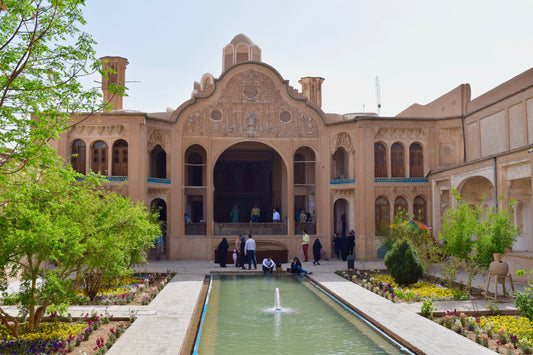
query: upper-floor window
71 139 86 174
374 143 387 178
391 143 405 177
332 147 348 179
294 147 316 185
409 143 424 177
91 141 108 175
112 139 128 176
150 144 167 179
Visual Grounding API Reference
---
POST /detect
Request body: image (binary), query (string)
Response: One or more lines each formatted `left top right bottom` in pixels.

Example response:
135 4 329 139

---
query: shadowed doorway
213 142 286 224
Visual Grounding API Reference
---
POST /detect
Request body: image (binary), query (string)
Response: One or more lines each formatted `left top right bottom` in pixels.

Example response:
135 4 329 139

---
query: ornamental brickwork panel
182 69 319 138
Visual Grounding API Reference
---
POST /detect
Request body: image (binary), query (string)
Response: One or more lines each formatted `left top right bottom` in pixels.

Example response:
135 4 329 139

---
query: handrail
330 178 355 185
147 177 171 184
374 177 429 183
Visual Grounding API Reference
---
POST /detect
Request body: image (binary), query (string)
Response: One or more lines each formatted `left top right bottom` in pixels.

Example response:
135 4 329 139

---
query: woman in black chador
217 237 229 267
312 238 323 265
340 234 348 261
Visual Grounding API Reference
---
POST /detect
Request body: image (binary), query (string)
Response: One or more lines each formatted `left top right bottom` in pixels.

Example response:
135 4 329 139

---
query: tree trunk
0 308 20 338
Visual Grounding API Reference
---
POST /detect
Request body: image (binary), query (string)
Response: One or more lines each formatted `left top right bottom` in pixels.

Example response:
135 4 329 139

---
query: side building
52 34 533 275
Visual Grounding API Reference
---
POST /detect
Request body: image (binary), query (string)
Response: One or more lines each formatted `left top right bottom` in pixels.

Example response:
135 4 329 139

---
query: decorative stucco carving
72 124 125 137
148 129 170 152
375 128 425 140
439 127 462 137
182 70 319 138
331 189 355 198
147 189 168 200
332 132 355 154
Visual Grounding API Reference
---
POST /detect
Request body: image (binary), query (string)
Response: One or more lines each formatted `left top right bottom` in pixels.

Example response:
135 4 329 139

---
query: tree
384 239 424 286
439 189 520 292
382 210 444 278
0 0 124 189
0 165 160 336
76 189 162 301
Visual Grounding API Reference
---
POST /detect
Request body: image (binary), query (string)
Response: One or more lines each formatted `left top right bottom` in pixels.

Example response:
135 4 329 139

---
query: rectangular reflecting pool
194 274 407 354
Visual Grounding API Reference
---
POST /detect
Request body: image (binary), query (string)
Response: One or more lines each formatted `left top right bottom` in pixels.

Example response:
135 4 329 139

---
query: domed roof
230 33 254 46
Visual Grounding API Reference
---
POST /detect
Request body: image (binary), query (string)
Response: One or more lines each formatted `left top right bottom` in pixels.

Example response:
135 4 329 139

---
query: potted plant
478 199 521 276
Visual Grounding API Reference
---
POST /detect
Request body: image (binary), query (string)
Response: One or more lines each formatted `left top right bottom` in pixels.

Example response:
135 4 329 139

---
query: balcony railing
214 222 288 236
295 222 316 235
330 178 355 185
185 223 207 235
374 177 429 183
147 177 171 184
75 175 127 182
106 176 127 182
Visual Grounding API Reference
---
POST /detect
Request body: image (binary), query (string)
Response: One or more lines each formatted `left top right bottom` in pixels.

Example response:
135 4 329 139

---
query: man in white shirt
272 208 280 222
244 234 257 270
262 256 275 274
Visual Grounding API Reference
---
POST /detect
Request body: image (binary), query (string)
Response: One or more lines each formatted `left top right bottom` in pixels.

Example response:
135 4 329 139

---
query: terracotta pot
489 260 509 276
493 253 502 261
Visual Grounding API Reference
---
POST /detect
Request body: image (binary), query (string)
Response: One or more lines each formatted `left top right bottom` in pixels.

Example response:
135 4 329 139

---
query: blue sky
82 0 533 116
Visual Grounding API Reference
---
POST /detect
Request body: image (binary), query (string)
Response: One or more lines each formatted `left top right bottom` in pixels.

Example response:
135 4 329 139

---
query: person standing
230 205 239 223
234 236 241 267
262 256 275 274
333 233 341 260
250 204 261 222
239 234 246 270
244 234 257 270
298 209 308 223
340 234 348 261
217 237 229 267
341 211 346 237
347 229 355 256
302 229 310 262
272 207 280 222
312 238 323 265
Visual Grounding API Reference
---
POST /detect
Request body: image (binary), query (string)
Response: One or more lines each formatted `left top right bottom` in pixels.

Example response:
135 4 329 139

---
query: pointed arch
71 139 86 174
91 140 108 175
374 142 387 177
391 142 405 177
112 139 128 176
409 142 424 177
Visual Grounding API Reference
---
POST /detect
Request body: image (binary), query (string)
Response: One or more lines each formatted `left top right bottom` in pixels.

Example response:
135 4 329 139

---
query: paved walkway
4 259 529 354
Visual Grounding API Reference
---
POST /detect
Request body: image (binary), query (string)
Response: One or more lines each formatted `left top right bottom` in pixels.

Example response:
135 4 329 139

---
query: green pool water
195 274 406 354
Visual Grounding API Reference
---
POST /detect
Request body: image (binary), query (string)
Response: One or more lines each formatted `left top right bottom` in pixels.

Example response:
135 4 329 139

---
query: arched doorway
150 198 167 259
184 145 207 225
213 141 287 234
333 198 349 237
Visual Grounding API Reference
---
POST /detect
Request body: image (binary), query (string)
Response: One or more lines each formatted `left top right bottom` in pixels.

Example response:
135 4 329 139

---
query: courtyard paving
4 258 528 354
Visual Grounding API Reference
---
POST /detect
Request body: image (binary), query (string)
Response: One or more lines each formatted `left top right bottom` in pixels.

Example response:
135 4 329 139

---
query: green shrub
384 239 424 286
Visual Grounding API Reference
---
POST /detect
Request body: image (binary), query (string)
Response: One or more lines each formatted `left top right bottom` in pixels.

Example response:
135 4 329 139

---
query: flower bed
434 310 533 354
72 272 174 306
336 269 468 302
1 272 174 307
0 311 130 354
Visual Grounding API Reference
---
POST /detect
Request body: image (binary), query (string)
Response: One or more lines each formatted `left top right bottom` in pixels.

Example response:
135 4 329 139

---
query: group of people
296 209 313 223
217 232 324 275
301 230 323 265
229 204 282 223
332 229 356 261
